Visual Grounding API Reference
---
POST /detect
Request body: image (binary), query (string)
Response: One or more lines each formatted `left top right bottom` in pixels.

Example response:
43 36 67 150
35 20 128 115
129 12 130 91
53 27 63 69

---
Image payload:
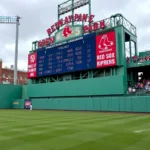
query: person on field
30 103 32 110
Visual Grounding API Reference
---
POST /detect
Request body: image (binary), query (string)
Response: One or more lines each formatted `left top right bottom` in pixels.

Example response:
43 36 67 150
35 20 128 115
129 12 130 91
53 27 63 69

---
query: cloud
0 0 150 71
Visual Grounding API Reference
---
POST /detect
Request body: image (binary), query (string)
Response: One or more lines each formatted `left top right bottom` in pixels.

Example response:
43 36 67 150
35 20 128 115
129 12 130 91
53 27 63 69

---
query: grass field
0 110 150 150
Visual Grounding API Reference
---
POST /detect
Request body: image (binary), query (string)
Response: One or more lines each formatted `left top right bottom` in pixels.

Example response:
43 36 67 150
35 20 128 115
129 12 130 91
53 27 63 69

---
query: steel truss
31 67 118 84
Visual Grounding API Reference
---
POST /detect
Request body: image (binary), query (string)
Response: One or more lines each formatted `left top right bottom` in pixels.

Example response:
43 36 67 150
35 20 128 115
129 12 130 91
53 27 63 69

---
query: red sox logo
98 34 113 50
63 25 72 37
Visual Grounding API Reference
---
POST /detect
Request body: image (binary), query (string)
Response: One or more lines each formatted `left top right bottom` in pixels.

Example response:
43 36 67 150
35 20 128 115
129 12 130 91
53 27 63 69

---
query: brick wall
0 60 27 85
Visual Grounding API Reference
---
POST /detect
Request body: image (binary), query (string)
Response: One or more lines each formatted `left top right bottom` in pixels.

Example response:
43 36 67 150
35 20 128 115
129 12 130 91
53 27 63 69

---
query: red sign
38 37 54 48
96 31 117 68
47 14 95 36
63 25 72 37
37 13 106 48
28 53 37 78
83 20 106 33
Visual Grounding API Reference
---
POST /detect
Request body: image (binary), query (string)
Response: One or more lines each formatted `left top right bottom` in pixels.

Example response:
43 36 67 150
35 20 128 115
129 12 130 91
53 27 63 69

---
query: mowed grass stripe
0 110 150 150
0 112 138 124
0 113 122 124
0 112 128 120
0 116 148 131
0 113 148 131
0 114 140 132
0 113 133 127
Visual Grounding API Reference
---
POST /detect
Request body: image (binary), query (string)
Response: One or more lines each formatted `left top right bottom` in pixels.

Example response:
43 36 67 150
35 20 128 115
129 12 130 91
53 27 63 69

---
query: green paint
12 99 24 109
0 84 22 109
13 96 150 113
27 76 124 97
55 25 83 43
127 61 150 68
22 85 28 99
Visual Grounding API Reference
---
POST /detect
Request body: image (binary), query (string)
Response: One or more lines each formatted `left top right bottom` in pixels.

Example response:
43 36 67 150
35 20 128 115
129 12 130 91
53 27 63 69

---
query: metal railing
95 13 136 36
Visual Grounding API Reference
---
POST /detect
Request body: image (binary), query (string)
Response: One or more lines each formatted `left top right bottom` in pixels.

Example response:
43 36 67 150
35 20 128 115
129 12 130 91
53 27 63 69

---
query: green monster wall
13 96 150 113
2 22 150 112
11 85 28 109
1 84 150 113
27 75 124 97
0 84 22 109
30 96 150 112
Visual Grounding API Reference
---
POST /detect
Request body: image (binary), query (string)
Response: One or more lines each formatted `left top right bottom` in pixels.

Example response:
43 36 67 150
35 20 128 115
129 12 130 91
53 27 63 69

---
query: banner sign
96 31 117 68
28 53 37 78
24 100 31 109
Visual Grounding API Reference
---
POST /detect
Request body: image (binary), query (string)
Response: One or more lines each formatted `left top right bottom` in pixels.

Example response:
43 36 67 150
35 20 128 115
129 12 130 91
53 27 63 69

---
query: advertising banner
96 31 117 68
28 53 37 78
24 99 31 109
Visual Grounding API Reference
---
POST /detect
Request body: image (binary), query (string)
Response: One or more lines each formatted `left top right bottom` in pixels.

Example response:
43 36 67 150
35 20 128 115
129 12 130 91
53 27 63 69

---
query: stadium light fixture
0 15 21 85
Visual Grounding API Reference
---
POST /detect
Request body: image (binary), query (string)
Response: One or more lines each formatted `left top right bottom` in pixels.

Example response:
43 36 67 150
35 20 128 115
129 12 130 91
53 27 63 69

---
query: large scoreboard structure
37 34 96 77
28 31 117 78
27 0 137 98
24 0 150 113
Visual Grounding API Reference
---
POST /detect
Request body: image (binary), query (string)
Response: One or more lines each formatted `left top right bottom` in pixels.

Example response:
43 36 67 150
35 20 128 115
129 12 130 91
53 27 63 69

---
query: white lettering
106 53 115 59
111 53 115 58
30 73 34 77
28 68 36 73
97 54 105 60
108 59 115 64
97 61 104 66
104 60 109 65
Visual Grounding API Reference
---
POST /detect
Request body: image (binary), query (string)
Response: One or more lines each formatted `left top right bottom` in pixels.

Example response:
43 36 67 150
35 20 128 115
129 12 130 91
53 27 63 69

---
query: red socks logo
63 25 72 37
98 34 113 50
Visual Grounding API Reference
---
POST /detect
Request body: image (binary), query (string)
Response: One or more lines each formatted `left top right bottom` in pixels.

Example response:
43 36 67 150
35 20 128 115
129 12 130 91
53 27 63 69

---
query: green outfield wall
27 75 125 97
2 83 150 113
0 84 22 109
12 96 150 113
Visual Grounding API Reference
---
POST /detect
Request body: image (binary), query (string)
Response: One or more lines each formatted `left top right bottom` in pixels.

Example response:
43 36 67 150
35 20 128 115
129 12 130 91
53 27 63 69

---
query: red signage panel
28 53 37 78
96 31 117 68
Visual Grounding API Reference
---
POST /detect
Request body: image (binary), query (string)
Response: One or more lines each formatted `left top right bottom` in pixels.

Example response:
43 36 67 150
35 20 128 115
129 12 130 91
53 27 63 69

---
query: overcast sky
0 0 150 71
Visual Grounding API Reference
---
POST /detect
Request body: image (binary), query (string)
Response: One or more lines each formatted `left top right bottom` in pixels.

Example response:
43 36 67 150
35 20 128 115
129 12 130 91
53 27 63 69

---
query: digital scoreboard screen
37 34 96 76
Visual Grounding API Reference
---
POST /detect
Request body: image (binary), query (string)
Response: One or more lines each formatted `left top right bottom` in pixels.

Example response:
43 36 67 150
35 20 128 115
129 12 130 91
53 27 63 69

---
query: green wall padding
12 99 24 109
12 96 149 113
27 76 124 97
22 85 28 99
0 84 22 109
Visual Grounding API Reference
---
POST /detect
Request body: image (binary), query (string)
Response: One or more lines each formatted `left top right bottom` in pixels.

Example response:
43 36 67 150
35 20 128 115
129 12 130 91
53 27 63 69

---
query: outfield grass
0 110 150 150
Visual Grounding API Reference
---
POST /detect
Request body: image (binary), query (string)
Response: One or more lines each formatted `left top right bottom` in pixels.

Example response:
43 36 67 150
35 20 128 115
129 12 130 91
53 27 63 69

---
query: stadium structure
1 0 150 112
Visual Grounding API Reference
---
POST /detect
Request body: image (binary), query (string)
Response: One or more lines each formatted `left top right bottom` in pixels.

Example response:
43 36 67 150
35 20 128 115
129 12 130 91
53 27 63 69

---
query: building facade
0 59 27 85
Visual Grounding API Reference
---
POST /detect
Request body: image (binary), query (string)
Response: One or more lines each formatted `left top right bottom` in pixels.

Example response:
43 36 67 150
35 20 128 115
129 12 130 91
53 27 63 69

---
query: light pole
0 16 21 85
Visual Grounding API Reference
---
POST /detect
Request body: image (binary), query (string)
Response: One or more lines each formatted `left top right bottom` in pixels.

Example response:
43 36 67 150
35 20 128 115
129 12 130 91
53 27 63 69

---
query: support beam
14 16 20 85
0 16 21 85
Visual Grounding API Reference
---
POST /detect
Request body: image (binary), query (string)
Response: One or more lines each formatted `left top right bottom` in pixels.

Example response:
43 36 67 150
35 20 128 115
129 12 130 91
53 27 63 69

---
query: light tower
0 16 21 85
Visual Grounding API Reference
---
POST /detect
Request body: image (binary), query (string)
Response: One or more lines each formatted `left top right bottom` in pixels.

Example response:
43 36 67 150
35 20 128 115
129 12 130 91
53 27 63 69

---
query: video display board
36 34 96 76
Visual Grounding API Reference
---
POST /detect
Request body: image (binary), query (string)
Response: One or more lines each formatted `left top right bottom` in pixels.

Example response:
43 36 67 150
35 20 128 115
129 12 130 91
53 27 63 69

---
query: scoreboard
28 31 117 78
36 34 96 77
